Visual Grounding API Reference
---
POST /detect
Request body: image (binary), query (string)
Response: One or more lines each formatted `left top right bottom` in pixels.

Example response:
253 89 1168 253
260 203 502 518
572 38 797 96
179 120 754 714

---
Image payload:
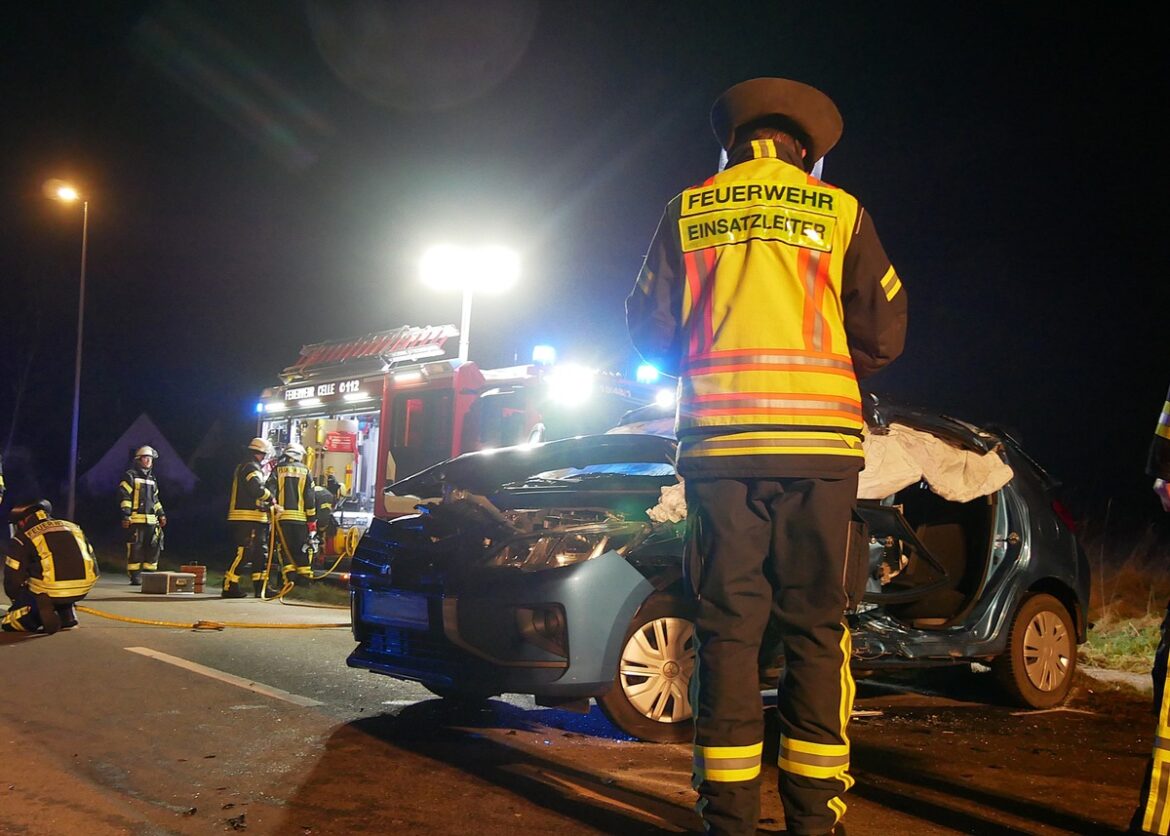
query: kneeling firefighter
3 500 99 634
224 437 281 598
268 442 316 586
119 445 165 585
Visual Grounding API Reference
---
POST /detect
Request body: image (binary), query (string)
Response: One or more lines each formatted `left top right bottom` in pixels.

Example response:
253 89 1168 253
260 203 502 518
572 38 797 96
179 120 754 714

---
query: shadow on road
274 667 1144 834
279 697 697 834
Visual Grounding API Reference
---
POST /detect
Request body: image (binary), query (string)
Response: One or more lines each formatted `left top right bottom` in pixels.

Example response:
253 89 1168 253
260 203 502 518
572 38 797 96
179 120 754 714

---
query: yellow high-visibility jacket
4 518 99 601
627 139 907 478
119 466 164 525
268 460 317 524
227 459 275 523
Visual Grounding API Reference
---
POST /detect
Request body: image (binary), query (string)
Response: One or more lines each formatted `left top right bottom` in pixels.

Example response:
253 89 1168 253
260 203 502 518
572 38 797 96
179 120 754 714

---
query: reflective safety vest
119 467 164 525
269 460 317 523
627 138 907 478
227 459 275 523
3 518 99 600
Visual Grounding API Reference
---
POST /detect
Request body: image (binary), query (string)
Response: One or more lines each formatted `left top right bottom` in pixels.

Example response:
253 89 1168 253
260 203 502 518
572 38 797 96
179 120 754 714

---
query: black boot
129 571 142 586
221 583 247 599
59 604 78 629
254 579 266 598
35 594 61 635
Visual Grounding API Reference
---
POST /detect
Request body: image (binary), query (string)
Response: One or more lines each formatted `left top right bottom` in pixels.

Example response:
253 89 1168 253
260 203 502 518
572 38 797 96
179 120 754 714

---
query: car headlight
486 522 648 572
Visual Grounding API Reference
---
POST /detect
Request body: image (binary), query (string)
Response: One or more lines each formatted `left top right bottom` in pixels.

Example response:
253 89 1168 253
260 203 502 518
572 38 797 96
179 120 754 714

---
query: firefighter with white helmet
3 500 99 633
118 444 165 585
266 441 317 587
224 437 281 598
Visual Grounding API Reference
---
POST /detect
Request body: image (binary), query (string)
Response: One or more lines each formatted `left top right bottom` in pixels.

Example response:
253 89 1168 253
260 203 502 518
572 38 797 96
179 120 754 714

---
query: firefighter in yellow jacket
119 445 166 585
224 437 281 598
3 500 99 634
1130 385 1170 835
267 442 317 587
627 78 907 836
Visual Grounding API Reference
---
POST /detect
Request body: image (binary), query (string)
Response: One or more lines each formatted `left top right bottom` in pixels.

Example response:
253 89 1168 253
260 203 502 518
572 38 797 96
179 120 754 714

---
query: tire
597 593 696 743
992 593 1077 709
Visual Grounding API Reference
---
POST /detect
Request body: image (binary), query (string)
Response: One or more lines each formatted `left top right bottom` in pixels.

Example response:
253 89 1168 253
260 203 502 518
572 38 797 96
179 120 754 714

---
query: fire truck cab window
466 389 530 450
391 391 453 481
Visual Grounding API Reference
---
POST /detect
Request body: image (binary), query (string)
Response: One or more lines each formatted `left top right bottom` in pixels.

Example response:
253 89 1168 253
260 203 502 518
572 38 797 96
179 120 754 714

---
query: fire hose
261 513 359 601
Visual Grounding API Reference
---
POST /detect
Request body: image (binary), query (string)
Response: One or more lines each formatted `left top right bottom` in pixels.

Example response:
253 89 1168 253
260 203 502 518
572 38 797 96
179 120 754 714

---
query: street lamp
47 180 89 521
419 244 520 363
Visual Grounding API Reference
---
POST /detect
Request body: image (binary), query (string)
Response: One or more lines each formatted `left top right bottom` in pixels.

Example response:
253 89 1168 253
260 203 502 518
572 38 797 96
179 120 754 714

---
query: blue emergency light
636 364 660 384
532 344 557 366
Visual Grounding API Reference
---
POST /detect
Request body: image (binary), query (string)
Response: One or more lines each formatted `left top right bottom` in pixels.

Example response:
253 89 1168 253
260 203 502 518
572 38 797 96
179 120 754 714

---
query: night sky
1 2 1163 523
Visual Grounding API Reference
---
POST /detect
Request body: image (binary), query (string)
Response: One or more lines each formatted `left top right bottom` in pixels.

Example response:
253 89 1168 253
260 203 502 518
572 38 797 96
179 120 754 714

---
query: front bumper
347 551 655 698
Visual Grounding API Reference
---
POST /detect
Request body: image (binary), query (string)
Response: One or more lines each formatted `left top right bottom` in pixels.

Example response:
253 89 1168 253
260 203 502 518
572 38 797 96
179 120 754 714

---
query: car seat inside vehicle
864 481 996 626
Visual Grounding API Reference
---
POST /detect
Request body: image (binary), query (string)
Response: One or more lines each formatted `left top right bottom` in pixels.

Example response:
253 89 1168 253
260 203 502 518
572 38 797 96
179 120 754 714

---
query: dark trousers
126 523 160 576
2 588 80 632
1132 601 1170 835
686 475 857 836
275 521 313 583
226 522 269 592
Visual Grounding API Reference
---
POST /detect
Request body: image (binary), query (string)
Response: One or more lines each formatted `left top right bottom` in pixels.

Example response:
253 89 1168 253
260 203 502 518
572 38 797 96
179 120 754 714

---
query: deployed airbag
857 423 1013 502
646 422 1014 521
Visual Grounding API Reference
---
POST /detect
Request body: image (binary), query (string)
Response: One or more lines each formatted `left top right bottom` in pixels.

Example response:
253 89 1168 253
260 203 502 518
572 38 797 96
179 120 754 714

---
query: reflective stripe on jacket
1149 385 1170 480
227 460 274 522
119 467 163 525
627 139 907 478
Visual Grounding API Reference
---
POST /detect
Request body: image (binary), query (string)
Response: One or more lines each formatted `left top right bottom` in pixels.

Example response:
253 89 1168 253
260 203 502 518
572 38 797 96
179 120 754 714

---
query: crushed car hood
386 433 678 499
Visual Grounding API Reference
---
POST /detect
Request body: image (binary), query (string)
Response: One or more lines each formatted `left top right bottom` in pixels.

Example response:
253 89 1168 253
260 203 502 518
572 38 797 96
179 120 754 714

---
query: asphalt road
0 577 1150 835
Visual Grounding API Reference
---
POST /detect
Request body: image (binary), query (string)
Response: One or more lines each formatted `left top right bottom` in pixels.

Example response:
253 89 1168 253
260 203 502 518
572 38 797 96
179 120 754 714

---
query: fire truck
255 323 664 554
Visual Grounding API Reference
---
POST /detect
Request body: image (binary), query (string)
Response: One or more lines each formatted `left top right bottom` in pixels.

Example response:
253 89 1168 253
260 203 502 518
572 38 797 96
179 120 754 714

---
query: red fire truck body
256 324 658 529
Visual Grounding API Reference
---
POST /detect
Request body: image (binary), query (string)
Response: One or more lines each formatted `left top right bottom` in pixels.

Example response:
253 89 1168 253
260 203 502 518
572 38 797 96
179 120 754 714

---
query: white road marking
124 647 323 707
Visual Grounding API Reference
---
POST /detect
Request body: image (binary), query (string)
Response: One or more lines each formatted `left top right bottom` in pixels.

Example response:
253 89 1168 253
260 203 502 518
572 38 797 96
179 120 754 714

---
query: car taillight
1051 499 1078 533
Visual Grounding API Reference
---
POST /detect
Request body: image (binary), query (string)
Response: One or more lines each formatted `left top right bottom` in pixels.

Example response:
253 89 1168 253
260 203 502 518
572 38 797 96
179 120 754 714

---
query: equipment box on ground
140 571 196 594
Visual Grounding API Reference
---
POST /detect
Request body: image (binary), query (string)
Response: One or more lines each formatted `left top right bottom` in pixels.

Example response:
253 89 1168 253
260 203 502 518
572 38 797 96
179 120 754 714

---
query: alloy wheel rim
618 616 696 723
1022 609 1071 692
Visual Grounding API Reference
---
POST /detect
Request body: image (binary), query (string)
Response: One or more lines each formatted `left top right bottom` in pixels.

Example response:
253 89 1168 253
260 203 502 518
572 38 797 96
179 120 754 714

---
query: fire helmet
710 77 843 171
135 445 159 459
283 442 306 462
10 499 52 529
247 437 272 456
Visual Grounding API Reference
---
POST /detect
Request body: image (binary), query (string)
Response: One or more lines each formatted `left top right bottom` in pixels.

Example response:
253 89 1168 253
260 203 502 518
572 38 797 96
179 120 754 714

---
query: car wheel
598 593 696 743
992 593 1077 709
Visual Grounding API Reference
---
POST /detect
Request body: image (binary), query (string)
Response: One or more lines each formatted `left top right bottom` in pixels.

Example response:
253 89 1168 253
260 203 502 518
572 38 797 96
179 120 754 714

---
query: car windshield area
529 462 677 479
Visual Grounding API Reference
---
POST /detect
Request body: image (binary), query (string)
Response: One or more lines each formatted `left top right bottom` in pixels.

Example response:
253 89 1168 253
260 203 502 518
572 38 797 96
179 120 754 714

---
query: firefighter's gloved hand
121 519 131 529
271 504 284 515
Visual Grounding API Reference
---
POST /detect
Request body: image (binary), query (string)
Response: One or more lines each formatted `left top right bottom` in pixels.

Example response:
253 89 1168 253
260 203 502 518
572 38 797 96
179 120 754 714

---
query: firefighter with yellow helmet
3 500 99 633
224 437 281 598
627 77 907 835
119 444 165 585
267 441 317 586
